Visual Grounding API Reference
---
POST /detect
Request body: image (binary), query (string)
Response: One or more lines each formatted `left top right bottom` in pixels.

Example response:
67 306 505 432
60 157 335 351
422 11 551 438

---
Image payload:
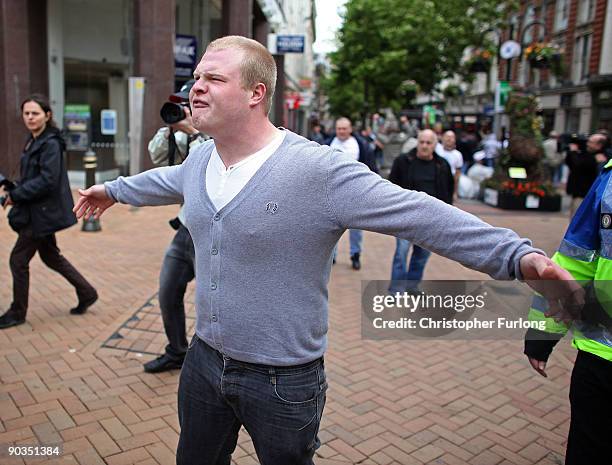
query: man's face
587 135 604 154
335 120 352 141
442 132 456 151
190 48 250 135
416 131 436 159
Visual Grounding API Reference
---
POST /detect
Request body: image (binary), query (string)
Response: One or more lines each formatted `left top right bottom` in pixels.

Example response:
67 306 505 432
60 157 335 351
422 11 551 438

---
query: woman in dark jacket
0 95 97 329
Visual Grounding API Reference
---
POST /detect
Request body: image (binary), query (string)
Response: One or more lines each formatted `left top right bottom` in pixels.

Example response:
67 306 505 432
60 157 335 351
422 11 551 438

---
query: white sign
500 40 521 59
100 109 117 135
526 195 540 209
484 188 499 206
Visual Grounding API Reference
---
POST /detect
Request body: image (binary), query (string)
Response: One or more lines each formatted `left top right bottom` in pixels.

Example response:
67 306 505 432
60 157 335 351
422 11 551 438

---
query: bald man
388 129 454 293
436 130 463 200
326 117 377 269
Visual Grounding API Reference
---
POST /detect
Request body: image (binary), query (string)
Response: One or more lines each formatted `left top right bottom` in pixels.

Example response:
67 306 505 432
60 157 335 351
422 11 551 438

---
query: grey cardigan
105 130 540 366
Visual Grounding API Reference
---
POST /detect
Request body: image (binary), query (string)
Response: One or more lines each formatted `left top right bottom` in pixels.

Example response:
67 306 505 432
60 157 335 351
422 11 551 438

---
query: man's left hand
520 252 584 323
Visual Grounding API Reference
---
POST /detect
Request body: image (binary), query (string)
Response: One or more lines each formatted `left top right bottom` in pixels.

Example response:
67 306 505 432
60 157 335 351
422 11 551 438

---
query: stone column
132 0 175 172
222 0 253 37
0 0 48 178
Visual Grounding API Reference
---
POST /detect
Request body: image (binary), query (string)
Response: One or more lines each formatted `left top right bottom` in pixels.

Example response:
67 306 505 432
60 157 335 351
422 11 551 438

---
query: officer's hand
520 253 584 324
73 184 116 220
527 356 547 378
169 107 197 135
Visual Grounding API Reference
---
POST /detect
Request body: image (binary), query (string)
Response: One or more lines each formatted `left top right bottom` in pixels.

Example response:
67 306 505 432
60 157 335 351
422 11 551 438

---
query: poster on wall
175 35 198 78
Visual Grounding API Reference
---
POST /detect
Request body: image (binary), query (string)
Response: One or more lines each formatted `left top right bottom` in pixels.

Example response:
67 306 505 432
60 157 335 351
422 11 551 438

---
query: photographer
566 133 609 219
1 95 97 329
144 80 207 373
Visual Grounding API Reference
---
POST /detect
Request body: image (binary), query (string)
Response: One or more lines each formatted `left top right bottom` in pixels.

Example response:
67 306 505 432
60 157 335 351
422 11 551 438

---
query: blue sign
175 35 198 77
277 35 305 54
100 109 117 135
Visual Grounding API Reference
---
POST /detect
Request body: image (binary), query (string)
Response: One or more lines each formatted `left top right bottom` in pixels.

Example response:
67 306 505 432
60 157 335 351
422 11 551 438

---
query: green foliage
324 0 512 117
505 92 543 143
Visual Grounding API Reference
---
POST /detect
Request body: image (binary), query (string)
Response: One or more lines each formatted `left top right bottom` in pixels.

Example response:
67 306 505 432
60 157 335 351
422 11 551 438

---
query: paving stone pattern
0 198 575 464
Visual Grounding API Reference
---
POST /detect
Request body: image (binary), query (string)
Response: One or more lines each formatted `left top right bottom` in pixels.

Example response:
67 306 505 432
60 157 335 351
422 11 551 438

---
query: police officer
525 157 612 464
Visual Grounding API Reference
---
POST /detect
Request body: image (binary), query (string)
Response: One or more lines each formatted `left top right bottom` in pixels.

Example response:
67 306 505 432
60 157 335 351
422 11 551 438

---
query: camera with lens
559 133 588 153
160 101 190 125
159 79 195 125
0 172 16 207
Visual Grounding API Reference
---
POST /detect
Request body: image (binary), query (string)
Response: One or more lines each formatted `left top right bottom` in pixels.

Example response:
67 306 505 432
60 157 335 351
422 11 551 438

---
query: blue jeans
177 335 327 465
159 224 195 360
389 238 432 293
332 229 363 261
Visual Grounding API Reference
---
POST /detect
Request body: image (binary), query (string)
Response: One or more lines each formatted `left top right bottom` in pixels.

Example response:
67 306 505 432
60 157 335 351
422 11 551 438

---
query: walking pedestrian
326 116 377 269
0 95 97 329
388 129 454 293
435 130 463 201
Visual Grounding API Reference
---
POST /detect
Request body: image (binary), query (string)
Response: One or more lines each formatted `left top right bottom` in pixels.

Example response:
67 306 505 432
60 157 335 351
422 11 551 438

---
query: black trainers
351 253 361 270
143 353 184 373
70 291 98 315
0 310 26 329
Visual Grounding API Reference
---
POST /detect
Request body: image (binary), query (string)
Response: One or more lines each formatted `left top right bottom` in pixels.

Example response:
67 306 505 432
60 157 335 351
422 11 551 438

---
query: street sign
500 40 521 59
276 35 305 54
495 81 512 113
174 35 198 78
100 109 117 135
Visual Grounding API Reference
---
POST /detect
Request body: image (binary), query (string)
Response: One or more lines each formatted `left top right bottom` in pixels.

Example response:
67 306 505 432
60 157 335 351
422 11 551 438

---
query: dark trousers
566 350 612 465
9 229 95 318
159 224 195 360
177 336 327 465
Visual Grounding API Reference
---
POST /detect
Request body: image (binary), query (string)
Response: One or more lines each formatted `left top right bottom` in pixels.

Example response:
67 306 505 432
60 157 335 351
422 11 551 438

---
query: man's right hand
73 185 116 220
527 356 547 378
169 107 198 136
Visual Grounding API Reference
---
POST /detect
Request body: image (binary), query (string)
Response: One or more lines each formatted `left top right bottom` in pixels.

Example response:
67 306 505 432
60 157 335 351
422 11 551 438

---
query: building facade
442 0 611 136
0 0 316 184
498 0 611 135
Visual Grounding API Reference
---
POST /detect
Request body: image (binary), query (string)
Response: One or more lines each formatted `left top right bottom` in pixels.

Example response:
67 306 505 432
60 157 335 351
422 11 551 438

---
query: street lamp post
518 20 548 87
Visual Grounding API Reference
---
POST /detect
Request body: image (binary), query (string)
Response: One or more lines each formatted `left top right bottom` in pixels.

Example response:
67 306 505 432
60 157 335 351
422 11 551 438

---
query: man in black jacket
566 133 608 219
388 129 454 293
326 117 377 269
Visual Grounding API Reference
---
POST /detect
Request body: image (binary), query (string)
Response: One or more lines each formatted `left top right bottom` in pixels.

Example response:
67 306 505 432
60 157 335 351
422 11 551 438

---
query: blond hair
206 36 277 114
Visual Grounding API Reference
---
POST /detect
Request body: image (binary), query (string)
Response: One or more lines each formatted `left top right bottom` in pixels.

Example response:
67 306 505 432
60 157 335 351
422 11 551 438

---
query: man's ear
249 83 267 108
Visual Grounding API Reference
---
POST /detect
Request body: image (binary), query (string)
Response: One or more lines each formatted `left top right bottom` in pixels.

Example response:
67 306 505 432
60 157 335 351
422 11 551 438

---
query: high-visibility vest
529 160 612 361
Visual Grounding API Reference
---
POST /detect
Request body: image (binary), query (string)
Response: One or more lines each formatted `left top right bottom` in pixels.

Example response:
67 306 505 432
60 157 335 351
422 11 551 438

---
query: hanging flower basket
524 43 563 75
465 48 494 74
442 84 462 99
398 80 420 104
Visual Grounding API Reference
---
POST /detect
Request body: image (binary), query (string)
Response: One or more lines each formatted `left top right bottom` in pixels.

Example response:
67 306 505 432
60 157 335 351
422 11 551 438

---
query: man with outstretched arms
75 36 578 465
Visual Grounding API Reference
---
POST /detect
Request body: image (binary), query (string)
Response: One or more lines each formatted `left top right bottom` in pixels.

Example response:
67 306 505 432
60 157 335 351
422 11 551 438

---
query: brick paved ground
0 197 575 465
